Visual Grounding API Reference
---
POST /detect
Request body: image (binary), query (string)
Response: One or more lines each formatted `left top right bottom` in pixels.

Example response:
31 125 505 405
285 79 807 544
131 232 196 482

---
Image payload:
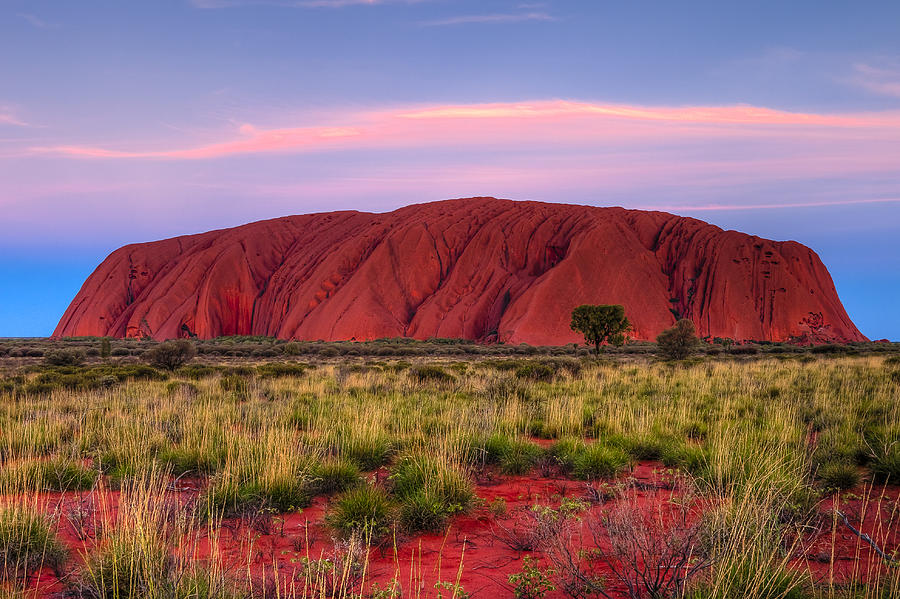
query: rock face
55 198 866 344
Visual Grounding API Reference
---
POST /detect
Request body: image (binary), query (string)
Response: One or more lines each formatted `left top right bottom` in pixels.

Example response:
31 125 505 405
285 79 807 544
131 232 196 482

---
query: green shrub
175 364 220 380
256 362 308 379
515 362 555 382
508 556 555 599
656 319 699 360
572 443 629 480
409 364 455 384
326 485 396 539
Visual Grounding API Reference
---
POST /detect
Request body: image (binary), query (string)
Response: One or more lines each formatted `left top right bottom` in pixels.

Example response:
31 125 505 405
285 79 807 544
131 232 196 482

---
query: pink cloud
0 112 28 127
26 99 900 164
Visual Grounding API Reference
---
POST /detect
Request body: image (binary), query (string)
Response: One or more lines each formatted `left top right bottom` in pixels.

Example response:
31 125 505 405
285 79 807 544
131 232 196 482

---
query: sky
0 0 898 340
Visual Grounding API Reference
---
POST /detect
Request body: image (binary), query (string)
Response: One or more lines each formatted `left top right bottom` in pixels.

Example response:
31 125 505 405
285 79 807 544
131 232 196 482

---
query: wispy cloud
191 0 409 8
17 13 60 29
852 62 900 98
28 99 900 160
0 109 28 127
421 12 555 26
648 197 900 212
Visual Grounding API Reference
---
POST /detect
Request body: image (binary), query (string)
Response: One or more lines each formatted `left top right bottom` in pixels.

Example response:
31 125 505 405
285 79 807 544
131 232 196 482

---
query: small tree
656 319 699 360
570 304 631 354
144 339 196 371
99 338 112 360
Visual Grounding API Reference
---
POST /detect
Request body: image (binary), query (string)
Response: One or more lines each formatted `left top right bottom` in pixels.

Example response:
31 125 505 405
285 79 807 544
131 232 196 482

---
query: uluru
54 197 866 345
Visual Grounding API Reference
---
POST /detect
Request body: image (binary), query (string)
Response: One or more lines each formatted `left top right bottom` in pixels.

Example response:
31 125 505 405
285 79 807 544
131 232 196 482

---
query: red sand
11 463 899 598
54 198 865 344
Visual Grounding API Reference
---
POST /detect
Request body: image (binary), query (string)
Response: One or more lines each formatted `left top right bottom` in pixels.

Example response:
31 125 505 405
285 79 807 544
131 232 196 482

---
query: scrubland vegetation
0 337 898 598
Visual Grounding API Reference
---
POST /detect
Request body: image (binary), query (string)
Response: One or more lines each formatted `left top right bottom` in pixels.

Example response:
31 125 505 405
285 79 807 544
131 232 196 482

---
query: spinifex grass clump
326 485 396 540
481 434 544 474
309 460 362 496
0 456 97 492
0 505 67 582
77 472 241 599
571 442 630 480
203 428 316 516
390 455 474 532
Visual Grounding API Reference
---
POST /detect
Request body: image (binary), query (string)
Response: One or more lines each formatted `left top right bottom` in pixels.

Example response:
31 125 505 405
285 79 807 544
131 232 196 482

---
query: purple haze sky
0 0 898 339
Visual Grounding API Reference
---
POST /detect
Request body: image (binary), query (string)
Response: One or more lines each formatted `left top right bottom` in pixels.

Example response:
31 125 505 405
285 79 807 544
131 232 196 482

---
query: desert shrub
572 443 629 480
0 507 67 580
43 348 86 367
729 345 760 355
281 342 303 355
656 319 700 360
515 362 556 382
310 460 362 496
817 461 860 492
326 485 396 540
256 362 308 379
176 364 219 380
143 340 197 371
409 365 454 384
508 555 555 599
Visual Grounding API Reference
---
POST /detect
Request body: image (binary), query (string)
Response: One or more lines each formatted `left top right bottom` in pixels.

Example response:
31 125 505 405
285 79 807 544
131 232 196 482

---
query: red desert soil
16 463 899 598
54 197 865 345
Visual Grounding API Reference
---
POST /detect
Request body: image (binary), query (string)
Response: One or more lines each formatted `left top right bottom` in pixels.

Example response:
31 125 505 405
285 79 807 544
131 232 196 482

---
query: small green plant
434 580 470 599
508 556 556 599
